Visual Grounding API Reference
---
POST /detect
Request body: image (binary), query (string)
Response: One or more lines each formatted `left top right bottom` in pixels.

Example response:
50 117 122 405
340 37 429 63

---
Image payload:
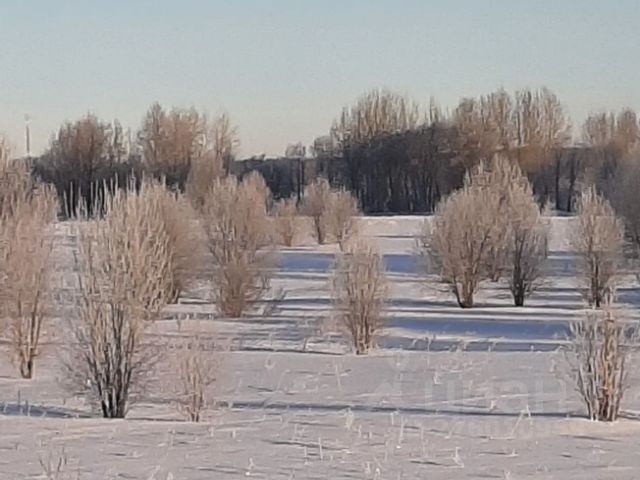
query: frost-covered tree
572 188 624 307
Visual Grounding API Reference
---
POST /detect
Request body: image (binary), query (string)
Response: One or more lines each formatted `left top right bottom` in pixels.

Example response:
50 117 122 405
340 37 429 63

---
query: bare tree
505 182 549 306
466 156 530 281
331 238 387 354
37 115 130 216
302 178 331 244
584 109 639 158
513 88 571 173
0 158 31 219
424 184 501 308
323 189 360 249
566 302 637 421
0 161 57 378
138 103 207 189
186 149 224 209
311 135 338 158
609 155 640 251
186 112 238 207
583 112 615 149
173 334 219 422
451 86 570 192
332 89 419 146
582 109 638 185
612 109 639 156
583 112 618 187
209 112 238 176
285 142 306 158
331 89 420 206
466 156 549 304
151 183 201 302
64 182 173 418
273 197 299 247
572 188 624 307
242 170 271 209
453 90 513 168
201 176 274 317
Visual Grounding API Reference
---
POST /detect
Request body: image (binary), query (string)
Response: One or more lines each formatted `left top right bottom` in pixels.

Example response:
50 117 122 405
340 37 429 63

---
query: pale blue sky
0 0 638 157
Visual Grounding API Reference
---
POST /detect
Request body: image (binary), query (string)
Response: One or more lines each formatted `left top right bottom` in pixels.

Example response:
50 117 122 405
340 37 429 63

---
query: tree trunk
20 358 34 379
459 284 474 308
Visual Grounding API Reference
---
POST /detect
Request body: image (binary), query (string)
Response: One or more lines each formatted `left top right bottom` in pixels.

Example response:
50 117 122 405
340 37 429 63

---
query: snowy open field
3 216 640 479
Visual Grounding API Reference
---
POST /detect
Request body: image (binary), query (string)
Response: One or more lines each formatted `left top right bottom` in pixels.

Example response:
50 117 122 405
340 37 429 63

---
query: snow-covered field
3 216 640 479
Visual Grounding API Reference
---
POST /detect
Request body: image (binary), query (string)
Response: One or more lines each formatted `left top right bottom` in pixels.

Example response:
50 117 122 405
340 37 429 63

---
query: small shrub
323 189 359 249
331 238 387 354
151 183 201 302
0 161 57 379
38 447 73 480
63 182 173 418
201 176 274 317
567 303 638 421
0 160 32 219
242 170 271 209
186 150 224 210
302 178 331 244
174 334 219 422
424 184 501 308
273 197 299 247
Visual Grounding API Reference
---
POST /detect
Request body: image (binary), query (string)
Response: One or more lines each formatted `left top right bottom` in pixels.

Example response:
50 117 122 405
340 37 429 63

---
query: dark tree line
326 125 460 213
31 105 237 217
32 115 139 217
24 90 640 217
289 88 636 214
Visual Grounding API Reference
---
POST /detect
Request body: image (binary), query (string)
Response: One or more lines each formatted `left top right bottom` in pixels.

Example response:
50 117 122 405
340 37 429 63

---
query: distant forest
14 87 640 216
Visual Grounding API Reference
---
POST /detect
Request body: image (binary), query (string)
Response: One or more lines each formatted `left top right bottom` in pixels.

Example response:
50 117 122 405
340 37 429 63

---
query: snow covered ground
2 216 640 479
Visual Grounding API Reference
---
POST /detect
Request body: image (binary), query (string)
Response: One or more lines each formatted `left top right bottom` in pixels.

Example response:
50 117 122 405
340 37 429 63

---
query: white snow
2 216 640 479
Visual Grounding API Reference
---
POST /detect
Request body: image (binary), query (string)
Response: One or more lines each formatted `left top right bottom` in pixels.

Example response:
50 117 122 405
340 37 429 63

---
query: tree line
315 88 638 214
29 104 237 217
0 88 634 217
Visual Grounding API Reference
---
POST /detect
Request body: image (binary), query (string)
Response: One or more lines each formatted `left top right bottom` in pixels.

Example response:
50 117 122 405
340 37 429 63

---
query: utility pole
24 114 31 159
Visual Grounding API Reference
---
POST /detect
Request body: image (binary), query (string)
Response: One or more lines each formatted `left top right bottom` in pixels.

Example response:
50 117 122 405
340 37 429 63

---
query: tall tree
332 89 419 146
186 112 238 207
209 112 238 175
38 114 129 216
582 108 638 185
331 89 420 209
512 88 571 202
453 88 516 168
138 103 207 188
612 109 639 156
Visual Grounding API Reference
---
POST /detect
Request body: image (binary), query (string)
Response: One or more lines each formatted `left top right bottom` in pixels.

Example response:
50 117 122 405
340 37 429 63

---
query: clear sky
0 0 638 157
